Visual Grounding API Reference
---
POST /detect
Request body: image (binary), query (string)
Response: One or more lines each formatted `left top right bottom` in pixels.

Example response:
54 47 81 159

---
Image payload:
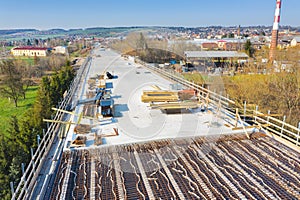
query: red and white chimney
269 0 282 61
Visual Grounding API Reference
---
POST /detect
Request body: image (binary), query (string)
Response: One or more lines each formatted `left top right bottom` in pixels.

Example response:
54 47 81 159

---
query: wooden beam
151 85 161 90
51 107 75 115
43 119 74 124
240 113 282 117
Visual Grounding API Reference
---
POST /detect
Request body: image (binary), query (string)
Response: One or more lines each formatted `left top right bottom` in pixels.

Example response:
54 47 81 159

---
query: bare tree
48 55 67 71
169 41 201 57
0 60 23 107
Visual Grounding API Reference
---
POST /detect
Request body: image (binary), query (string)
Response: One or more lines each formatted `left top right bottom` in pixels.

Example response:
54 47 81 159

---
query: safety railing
139 60 300 147
11 56 92 200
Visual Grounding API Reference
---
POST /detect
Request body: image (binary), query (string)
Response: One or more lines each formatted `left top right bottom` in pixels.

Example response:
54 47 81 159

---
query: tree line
0 62 75 199
223 70 300 126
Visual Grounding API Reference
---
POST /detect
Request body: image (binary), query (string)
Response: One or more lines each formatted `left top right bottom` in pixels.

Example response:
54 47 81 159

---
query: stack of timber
150 101 199 110
71 136 87 147
74 124 91 134
141 90 179 103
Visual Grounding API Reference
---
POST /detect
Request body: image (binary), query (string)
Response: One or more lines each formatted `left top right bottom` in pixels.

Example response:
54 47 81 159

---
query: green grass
0 86 38 133
182 73 207 84
0 46 13 51
16 57 35 65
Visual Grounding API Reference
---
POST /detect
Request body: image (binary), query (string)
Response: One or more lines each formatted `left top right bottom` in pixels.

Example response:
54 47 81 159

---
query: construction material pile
74 124 91 134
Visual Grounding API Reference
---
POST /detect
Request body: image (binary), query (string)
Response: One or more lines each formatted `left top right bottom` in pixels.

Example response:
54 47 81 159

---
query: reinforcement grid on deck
50 133 300 200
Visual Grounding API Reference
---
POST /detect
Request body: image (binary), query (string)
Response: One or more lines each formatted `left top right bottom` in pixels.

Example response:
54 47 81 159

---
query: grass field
0 86 38 133
17 57 35 65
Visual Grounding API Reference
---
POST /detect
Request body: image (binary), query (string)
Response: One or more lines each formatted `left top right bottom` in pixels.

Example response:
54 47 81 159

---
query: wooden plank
240 114 282 117
151 85 161 90
142 90 178 95
150 102 199 110
232 125 257 130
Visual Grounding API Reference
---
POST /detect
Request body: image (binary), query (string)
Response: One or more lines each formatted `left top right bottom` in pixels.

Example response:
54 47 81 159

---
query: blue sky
0 0 299 29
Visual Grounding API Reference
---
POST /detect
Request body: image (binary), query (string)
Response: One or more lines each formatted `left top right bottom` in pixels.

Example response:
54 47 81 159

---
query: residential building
52 46 68 55
201 42 218 50
11 46 50 57
290 37 300 47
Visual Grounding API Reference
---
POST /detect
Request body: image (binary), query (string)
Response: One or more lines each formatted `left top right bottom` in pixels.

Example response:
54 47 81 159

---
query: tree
0 63 76 200
34 39 39 46
8 158 20 186
244 39 255 57
27 39 31 46
0 173 10 199
0 115 33 199
34 77 53 121
137 33 148 50
268 71 300 123
0 60 24 107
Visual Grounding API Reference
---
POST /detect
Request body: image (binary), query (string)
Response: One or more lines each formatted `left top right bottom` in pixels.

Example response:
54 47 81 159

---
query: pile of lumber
141 90 179 103
71 136 87 147
74 124 91 134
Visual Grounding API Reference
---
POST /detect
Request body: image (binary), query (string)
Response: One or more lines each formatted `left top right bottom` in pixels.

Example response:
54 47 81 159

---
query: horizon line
1 24 300 31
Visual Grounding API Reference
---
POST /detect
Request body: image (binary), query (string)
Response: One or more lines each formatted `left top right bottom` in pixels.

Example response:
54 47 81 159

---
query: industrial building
184 51 249 72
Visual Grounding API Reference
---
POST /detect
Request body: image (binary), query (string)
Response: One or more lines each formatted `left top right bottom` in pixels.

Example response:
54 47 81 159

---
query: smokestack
269 0 282 61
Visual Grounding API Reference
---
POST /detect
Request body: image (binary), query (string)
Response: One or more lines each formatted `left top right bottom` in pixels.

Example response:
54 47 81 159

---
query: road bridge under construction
12 47 300 200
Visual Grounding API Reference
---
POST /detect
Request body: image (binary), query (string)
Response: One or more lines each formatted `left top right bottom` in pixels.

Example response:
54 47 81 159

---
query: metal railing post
10 182 15 200
21 163 25 176
297 122 300 146
244 101 247 122
280 115 286 138
267 110 271 124
31 148 36 171
37 135 40 146
30 148 34 159
255 105 259 123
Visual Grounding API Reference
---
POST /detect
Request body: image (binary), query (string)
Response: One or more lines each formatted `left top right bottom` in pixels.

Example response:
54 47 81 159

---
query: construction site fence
11 56 92 200
136 59 300 147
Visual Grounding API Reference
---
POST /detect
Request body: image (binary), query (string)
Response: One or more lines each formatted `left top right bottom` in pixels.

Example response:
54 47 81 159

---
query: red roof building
11 46 51 57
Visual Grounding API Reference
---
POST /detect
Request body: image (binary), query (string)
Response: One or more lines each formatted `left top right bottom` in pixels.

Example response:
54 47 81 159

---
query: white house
11 47 50 57
52 46 68 55
290 37 300 47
